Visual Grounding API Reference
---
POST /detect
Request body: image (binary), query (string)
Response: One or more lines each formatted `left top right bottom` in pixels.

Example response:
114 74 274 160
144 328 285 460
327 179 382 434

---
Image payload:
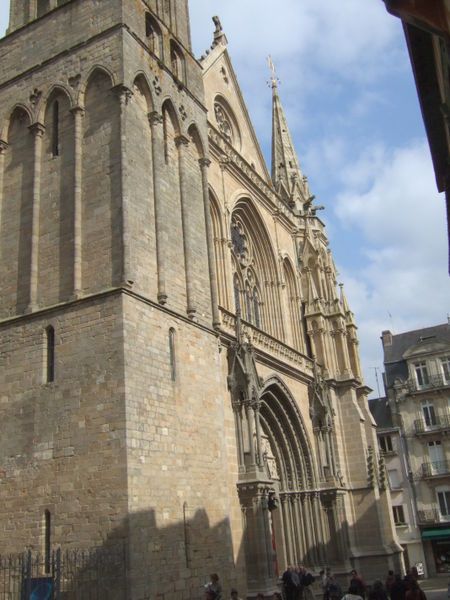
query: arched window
213 97 241 150
145 13 162 58
44 509 51 572
169 328 176 381
170 40 185 83
245 284 253 324
52 100 59 156
233 274 241 315
45 326 55 383
253 288 261 329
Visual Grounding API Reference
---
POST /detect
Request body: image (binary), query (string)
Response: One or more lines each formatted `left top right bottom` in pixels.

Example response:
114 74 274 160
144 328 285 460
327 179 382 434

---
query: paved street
422 577 448 599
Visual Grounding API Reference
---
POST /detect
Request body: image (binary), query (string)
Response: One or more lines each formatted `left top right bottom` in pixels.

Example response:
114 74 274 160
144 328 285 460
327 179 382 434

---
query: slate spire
269 57 307 208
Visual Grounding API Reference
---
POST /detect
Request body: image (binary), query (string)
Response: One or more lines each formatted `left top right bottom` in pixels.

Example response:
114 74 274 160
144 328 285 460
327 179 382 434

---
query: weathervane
267 55 280 89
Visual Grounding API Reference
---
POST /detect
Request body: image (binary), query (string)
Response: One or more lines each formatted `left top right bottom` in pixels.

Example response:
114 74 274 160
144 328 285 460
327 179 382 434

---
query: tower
1 2 402 598
0 1 237 598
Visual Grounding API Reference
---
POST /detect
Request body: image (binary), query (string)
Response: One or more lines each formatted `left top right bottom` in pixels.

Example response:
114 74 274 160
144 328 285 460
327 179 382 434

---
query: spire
339 283 356 325
269 57 306 207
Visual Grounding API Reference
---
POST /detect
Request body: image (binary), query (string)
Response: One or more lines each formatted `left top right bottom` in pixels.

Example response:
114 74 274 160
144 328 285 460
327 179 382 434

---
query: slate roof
383 323 450 364
368 397 393 429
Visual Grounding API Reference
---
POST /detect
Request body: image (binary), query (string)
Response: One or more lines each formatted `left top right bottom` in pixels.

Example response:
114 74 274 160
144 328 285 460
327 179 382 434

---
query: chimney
381 330 393 347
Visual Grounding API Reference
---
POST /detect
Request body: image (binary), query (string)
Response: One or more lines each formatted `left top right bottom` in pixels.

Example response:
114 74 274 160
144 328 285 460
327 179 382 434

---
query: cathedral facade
0 1 401 598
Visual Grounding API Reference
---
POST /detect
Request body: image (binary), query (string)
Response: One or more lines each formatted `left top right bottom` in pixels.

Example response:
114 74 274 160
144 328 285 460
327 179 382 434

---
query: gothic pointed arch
132 73 154 114
38 84 74 306
283 257 303 352
209 187 227 308
230 197 281 337
0 105 33 315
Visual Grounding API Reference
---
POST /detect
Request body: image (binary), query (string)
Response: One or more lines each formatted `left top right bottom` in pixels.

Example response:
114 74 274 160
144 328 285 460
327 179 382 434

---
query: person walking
342 583 364 600
390 574 406 600
405 580 427 600
349 570 366 599
368 580 388 600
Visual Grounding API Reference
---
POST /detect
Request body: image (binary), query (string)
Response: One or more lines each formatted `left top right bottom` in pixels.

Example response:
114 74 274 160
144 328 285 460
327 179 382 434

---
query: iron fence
0 545 127 600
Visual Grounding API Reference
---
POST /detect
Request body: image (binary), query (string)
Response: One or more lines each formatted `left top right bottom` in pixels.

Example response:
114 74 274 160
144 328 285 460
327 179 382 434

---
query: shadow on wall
64 507 245 600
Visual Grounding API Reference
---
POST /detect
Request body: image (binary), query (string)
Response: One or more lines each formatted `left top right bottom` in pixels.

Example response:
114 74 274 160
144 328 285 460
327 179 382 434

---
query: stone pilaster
117 86 134 288
0 141 8 248
199 157 221 328
27 122 45 313
71 106 84 298
175 134 196 319
149 111 167 305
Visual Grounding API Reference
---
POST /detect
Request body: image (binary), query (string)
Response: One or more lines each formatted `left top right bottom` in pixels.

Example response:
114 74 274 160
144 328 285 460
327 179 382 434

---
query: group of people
203 566 428 600
320 567 428 600
282 565 316 600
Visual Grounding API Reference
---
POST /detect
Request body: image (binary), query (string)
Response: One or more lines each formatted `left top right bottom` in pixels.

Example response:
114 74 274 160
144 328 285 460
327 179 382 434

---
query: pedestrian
349 570 366 599
405 580 426 600
390 574 406 600
342 583 364 600
230 588 243 600
321 568 332 600
205 574 222 600
273 594 283 600
283 566 299 600
325 575 342 600
255 594 265 600
385 570 395 595
205 590 218 600
300 567 315 600
368 580 387 600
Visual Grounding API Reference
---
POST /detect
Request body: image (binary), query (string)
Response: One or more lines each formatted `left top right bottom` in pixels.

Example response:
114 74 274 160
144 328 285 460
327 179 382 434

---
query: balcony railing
407 373 450 393
417 507 450 525
421 461 450 478
414 412 450 434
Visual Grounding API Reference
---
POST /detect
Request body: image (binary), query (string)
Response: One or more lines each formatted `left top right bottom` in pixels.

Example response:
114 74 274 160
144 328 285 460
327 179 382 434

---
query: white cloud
334 140 450 396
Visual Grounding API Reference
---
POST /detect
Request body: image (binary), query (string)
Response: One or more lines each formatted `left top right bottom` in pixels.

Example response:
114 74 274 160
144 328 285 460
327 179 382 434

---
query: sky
1 1 449 398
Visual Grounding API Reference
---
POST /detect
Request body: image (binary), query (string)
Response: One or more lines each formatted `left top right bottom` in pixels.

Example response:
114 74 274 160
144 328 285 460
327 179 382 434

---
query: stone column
27 122 45 312
117 86 134 288
280 494 294 566
253 401 263 466
312 492 327 565
300 494 314 565
199 157 221 328
245 404 257 468
233 403 245 471
176 135 196 318
149 111 167 305
0 140 8 241
71 106 84 298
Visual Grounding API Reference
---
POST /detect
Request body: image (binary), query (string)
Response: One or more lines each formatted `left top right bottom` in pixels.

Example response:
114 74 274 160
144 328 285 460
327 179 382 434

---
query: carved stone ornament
153 76 162 96
29 88 42 106
214 102 233 144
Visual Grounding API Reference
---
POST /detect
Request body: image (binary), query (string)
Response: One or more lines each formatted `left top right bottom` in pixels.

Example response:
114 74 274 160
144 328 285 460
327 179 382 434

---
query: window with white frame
441 356 450 384
379 435 394 453
388 469 401 489
393 505 406 525
437 489 450 518
414 361 430 388
422 401 437 427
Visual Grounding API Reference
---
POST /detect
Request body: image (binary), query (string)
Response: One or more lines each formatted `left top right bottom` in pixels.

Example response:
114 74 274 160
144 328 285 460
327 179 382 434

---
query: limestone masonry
0 1 402 598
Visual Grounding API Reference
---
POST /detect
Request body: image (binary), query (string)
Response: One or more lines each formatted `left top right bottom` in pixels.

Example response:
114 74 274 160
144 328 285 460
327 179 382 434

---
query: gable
202 48 270 182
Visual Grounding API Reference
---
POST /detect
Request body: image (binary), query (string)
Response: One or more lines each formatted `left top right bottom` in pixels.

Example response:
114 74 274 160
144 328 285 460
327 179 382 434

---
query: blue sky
1 1 449 397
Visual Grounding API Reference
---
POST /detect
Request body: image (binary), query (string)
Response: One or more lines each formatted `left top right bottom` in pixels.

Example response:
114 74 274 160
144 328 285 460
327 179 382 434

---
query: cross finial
267 55 279 89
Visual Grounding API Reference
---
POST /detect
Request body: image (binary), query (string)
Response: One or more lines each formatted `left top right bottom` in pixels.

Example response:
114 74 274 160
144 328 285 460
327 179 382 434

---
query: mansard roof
383 322 450 365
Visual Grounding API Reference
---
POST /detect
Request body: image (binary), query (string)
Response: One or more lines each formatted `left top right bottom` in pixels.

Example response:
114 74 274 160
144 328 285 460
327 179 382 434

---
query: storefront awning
422 528 450 540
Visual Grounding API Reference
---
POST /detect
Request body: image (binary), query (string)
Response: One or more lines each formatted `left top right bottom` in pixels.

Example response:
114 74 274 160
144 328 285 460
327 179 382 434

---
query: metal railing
0 546 127 600
417 507 450 524
414 412 450 434
407 373 450 393
422 460 450 478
